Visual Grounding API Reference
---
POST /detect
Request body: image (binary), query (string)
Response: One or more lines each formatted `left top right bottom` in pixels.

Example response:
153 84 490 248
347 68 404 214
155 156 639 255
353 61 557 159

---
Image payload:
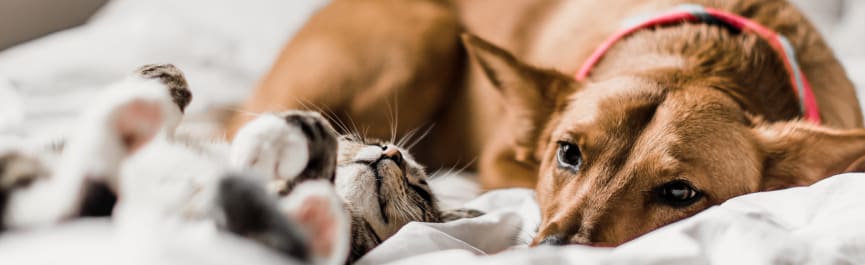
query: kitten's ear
461 33 577 162
753 120 865 190
439 208 484 222
281 180 350 265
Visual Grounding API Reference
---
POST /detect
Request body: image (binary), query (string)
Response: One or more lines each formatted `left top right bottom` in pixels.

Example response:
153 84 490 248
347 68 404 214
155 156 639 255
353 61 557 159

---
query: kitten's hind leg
0 152 49 231
64 63 192 191
230 111 339 195
1 64 192 229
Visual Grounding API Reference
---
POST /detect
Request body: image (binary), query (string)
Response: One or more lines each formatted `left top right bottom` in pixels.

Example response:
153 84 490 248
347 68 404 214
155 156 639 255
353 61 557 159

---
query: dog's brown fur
227 0 865 246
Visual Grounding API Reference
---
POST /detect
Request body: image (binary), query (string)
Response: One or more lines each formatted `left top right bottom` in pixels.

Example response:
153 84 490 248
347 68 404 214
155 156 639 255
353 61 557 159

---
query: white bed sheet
1 0 865 264
365 173 865 265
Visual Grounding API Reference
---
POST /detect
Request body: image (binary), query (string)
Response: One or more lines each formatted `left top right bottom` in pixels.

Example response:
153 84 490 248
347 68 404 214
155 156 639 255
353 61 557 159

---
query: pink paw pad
113 100 163 154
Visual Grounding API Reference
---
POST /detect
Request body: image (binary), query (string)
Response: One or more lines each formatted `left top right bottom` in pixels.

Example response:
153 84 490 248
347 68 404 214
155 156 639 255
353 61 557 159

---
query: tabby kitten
0 64 482 265
0 64 349 265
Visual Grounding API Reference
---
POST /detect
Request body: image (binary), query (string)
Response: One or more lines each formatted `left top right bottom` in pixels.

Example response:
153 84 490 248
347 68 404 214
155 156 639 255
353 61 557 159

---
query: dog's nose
537 235 566 246
381 145 403 165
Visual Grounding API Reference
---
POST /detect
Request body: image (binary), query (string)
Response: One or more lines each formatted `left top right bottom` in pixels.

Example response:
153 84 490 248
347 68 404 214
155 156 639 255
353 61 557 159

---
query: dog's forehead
553 78 755 182
558 77 745 136
556 77 665 137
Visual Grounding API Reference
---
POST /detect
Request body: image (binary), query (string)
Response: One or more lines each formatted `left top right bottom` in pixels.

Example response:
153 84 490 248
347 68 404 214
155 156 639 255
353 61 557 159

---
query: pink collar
576 4 821 124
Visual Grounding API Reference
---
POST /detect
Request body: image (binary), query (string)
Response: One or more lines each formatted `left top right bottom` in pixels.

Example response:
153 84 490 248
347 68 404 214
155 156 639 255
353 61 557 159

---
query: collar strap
576 4 820 124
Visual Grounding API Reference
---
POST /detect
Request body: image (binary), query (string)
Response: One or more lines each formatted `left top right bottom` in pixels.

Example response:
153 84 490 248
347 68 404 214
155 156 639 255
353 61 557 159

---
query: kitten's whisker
384 99 397 144
296 98 355 137
342 111 367 143
397 127 421 148
429 157 476 180
405 124 435 151
217 106 265 118
392 90 400 145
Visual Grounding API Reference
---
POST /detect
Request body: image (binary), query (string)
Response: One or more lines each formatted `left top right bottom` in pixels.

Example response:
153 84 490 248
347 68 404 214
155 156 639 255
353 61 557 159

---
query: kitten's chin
333 165 376 207
374 160 404 178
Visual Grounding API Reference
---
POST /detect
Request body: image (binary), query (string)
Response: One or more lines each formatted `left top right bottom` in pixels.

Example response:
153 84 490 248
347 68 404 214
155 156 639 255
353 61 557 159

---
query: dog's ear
753 120 865 190
461 33 577 162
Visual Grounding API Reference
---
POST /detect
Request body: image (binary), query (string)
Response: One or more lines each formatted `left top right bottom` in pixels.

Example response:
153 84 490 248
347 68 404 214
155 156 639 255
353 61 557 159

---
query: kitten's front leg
230 111 339 195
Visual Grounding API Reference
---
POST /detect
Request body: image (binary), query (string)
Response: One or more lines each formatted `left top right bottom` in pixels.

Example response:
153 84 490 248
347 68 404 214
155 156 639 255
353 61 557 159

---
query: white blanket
366 173 865 265
1 0 865 264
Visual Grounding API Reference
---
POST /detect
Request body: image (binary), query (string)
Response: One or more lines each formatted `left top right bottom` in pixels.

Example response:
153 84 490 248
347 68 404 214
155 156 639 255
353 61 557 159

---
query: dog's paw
230 111 339 195
135 64 192 113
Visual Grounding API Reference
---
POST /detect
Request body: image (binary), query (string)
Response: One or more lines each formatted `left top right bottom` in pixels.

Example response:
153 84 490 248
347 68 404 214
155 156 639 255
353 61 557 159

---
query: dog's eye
556 142 582 171
654 180 702 207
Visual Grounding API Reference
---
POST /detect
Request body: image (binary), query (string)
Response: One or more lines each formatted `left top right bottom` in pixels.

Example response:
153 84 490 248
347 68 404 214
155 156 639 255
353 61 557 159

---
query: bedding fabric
1 0 865 264
366 173 865 265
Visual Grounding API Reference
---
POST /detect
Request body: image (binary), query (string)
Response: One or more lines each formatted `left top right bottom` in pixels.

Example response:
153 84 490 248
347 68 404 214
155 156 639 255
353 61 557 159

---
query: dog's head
463 34 865 246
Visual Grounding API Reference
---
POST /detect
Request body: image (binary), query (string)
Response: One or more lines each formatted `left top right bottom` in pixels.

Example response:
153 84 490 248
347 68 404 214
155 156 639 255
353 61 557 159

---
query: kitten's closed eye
440 208 484 222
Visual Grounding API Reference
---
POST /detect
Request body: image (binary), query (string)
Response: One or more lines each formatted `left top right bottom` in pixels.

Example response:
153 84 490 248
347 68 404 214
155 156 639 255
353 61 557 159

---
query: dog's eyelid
652 179 703 207
553 132 580 143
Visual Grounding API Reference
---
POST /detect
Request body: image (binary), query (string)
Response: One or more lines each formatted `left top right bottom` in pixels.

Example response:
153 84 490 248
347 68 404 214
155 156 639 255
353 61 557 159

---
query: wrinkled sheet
2 0 865 264
366 173 865 265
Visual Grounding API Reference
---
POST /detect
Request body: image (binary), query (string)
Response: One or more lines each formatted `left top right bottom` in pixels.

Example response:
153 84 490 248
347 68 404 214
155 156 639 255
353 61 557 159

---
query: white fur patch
230 114 309 186
5 76 180 228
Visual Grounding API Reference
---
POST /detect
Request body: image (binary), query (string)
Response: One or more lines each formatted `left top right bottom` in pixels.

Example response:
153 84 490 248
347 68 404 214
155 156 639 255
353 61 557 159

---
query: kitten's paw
135 64 192 113
66 95 168 188
111 99 164 155
280 180 349 265
0 152 49 230
217 174 310 261
231 111 338 195
0 153 46 191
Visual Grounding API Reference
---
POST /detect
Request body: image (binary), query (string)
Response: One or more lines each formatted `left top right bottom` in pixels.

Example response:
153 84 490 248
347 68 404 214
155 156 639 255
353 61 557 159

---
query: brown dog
227 0 865 247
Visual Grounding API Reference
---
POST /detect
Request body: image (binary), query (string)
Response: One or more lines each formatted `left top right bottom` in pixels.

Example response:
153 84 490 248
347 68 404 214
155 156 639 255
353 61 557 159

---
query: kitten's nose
381 145 403 165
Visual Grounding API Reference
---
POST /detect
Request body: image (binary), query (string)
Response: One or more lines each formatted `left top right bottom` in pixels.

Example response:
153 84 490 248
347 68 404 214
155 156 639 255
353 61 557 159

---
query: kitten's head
334 137 440 239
